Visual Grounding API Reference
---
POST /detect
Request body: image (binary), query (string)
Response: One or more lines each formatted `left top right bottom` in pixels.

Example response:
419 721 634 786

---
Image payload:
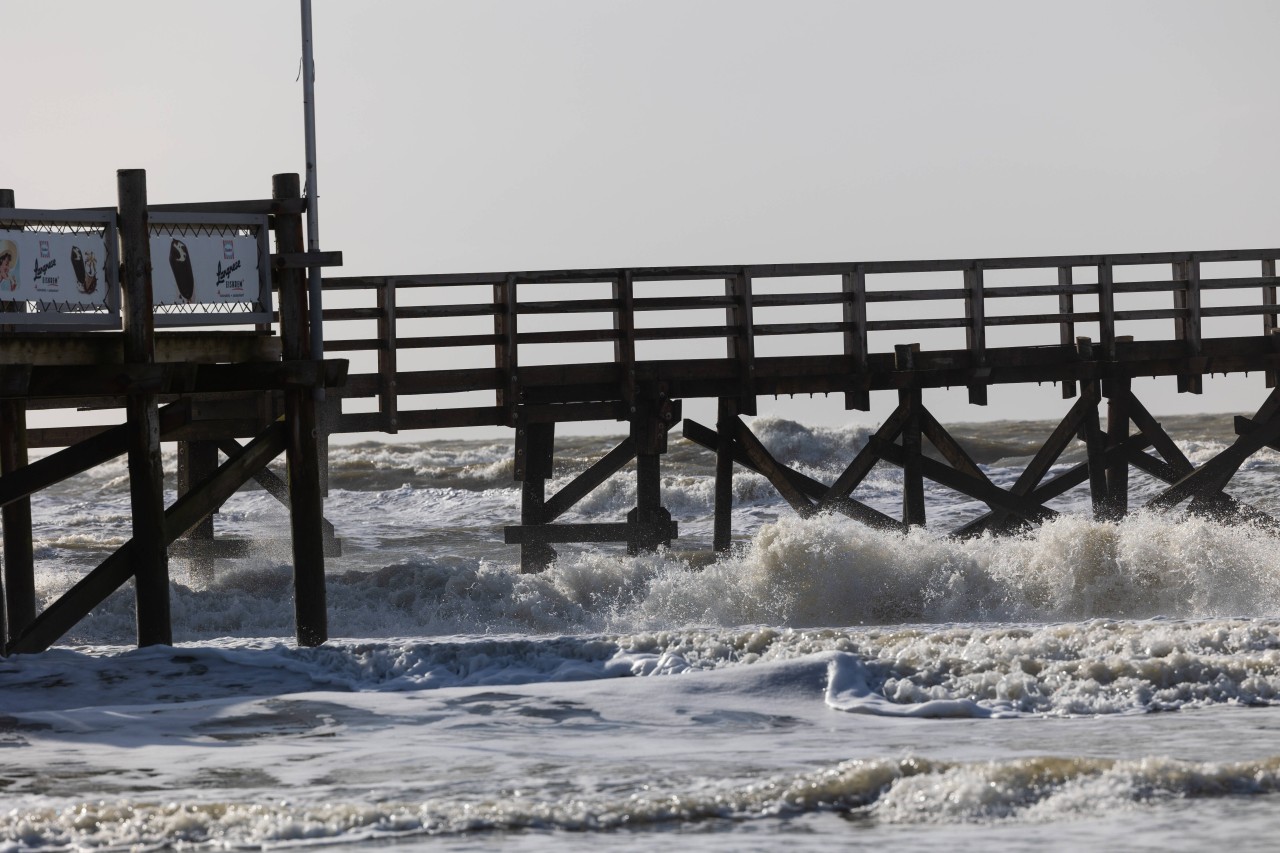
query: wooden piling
628 394 672 554
0 187 35 648
896 344 926 527
1104 376 1131 520
272 173 327 646
117 169 171 647
713 397 736 552
516 420 556 572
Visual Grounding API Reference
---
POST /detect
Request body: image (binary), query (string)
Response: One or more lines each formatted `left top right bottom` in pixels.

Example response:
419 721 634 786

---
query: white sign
0 229 111 307
149 234 260 306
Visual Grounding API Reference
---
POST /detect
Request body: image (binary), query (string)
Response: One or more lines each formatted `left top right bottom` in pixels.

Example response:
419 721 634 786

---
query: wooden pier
321 251 1280 571
0 171 345 653
6 171 1280 649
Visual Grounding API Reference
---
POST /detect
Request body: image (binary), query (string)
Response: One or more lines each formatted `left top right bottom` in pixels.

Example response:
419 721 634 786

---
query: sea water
4 414 1280 850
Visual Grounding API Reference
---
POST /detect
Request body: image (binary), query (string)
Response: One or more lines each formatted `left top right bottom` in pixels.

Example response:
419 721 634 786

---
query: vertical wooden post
842 266 870 411
896 344 925 527
117 169 171 647
713 397 737 553
613 270 637 412
964 264 987 405
1172 260 1190 393
725 271 756 415
1184 258 1203 394
495 274 519 426
1103 376 1130 520
628 392 672 554
177 441 218 582
0 187 34 649
377 277 399 433
1057 266 1077 399
273 173 327 647
1098 260 1116 360
1263 258 1277 388
515 420 556 572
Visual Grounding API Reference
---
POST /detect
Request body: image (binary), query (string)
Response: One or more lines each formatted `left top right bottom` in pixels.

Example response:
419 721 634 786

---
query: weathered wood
1147 414 1280 510
872 438 1056 523
842 267 870 410
376 277 399 432
272 250 343 270
1123 391 1192 474
713 398 736 552
896 345 926 526
148 197 307 215
919 408 985 481
7 422 287 655
628 401 673 555
0 331 280 367
683 418 902 530
0 403 190 507
964 265 987 405
725 271 756 414
818 404 910 510
1103 377 1131 520
1098 261 1116 359
515 421 556 571
1079 381 1110 519
955 386 1099 537
118 169 170 648
0 398 34 645
730 416 814 518
1264 259 1277 388
0 177 30 645
541 436 635 522
216 436 338 544
273 172 327 647
1058 266 1077 398
495 274 518 423
613 270 637 409
505 521 677 545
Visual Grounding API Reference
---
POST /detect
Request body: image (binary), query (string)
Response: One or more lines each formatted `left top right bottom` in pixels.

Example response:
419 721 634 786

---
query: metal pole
300 0 324 397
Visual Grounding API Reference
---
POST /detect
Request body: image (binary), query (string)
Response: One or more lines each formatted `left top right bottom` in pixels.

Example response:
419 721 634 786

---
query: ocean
5 413 1280 850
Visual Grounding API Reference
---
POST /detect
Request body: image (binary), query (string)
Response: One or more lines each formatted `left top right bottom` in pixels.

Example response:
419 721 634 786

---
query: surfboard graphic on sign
149 233 260 307
169 239 195 302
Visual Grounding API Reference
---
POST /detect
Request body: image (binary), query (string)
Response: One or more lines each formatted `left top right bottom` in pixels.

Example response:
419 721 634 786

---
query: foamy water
5 413 1280 850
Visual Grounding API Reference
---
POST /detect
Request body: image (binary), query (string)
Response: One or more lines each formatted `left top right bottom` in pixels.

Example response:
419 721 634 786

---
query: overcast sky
10 1 1280 433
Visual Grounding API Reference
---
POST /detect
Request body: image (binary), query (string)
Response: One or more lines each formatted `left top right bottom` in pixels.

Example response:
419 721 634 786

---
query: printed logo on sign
39 241 50 259
223 240 235 260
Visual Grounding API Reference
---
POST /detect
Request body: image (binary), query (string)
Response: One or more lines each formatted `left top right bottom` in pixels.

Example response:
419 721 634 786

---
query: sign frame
149 211 274 328
0 208 121 330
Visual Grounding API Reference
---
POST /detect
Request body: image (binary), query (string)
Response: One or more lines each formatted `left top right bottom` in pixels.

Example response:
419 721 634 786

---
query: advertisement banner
0 228 111 307
149 234 261 306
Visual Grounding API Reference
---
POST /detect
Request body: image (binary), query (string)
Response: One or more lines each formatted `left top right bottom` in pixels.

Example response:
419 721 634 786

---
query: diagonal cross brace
7 423 287 655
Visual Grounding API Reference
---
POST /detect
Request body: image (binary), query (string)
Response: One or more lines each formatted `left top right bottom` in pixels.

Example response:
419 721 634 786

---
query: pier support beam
118 169 171 648
0 187 33 649
273 173 328 647
713 398 737 552
896 345 926 527
628 394 673 555
1 399 34 647
516 420 556 572
1103 376 1131 520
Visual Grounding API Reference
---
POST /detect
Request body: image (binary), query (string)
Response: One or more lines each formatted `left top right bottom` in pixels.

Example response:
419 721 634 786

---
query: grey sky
9 1 1280 433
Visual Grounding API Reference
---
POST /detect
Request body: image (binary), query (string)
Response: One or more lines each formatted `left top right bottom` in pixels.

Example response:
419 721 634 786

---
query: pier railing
322 248 1280 432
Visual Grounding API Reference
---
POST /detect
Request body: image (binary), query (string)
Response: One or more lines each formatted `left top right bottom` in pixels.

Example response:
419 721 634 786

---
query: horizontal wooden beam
0 331 281 368
272 250 344 270
7 422 287 655
503 521 678 544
